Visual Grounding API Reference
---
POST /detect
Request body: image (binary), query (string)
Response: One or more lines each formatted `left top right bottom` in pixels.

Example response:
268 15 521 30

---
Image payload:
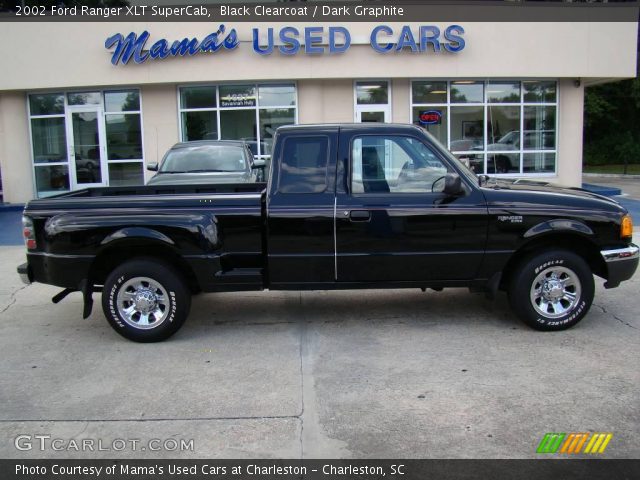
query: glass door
354 80 391 123
355 108 390 123
66 105 107 189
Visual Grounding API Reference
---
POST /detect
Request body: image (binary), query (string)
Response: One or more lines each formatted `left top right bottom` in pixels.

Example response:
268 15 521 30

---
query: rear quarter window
278 135 329 194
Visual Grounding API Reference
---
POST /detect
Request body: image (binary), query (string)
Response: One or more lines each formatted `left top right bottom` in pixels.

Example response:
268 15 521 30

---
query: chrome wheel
116 277 169 330
530 266 582 319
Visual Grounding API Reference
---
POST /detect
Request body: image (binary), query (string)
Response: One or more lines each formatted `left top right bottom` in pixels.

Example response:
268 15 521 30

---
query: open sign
418 110 442 125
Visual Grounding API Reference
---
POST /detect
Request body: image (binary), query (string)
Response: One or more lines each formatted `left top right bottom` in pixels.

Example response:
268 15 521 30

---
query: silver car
147 140 265 185
468 130 556 174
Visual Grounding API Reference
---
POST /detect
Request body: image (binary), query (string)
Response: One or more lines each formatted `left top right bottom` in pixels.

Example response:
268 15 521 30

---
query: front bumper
17 262 31 285
601 244 639 288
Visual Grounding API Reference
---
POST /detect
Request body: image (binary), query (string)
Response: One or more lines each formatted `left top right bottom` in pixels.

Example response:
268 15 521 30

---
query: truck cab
266 124 487 287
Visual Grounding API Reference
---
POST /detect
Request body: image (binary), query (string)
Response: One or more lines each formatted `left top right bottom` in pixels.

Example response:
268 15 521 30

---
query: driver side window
351 135 449 194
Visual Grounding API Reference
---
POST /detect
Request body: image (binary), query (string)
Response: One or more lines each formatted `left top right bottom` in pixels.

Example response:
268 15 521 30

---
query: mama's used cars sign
105 24 465 65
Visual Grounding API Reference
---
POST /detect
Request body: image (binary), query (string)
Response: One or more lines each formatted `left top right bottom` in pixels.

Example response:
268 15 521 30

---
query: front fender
524 219 594 239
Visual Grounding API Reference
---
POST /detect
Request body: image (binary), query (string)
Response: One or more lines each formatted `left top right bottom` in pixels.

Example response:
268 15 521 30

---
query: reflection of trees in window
412 82 447 104
499 93 520 102
451 84 483 103
122 92 140 111
524 82 556 103
451 87 465 102
29 94 64 115
106 114 142 159
357 82 389 104
363 88 388 104
183 112 211 141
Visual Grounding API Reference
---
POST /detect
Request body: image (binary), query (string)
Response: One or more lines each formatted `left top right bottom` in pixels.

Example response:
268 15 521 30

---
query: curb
581 183 622 197
583 173 640 179
0 204 25 212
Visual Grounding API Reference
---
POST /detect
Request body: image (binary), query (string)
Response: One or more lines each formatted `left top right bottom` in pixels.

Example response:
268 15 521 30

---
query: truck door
334 128 488 283
266 128 338 287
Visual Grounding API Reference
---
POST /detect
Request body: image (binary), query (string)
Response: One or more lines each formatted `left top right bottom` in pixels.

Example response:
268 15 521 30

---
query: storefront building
0 20 637 203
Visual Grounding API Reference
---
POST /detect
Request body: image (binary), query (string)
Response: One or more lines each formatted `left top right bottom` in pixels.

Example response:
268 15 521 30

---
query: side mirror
443 173 464 196
251 158 266 169
146 162 158 172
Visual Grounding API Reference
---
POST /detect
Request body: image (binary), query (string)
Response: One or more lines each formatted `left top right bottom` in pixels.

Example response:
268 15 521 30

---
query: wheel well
499 234 606 290
89 243 201 293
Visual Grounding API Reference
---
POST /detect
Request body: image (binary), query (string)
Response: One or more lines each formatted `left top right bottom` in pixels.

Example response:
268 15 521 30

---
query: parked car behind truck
147 140 265 185
18 124 638 342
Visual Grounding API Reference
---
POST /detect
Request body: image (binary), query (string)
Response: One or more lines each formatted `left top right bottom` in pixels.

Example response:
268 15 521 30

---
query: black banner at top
0 1 639 22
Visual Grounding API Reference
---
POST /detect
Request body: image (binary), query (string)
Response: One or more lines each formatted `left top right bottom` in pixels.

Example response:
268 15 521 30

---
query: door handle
349 210 371 222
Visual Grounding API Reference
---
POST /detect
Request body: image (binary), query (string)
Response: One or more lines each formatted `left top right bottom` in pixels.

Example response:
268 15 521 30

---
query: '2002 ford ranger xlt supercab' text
17 124 638 342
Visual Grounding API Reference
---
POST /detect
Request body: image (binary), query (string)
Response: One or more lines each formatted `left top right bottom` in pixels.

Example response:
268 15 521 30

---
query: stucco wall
0 92 32 204
140 84 179 182
298 79 353 124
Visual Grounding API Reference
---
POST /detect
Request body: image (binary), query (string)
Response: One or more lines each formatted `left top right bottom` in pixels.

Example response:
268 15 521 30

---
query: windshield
160 145 248 173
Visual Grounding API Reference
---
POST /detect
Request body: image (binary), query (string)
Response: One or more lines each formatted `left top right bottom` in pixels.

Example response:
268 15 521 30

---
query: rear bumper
601 244 639 288
19 253 93 290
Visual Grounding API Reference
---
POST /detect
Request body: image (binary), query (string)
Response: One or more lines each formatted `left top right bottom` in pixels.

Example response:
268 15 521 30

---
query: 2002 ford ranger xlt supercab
17 124 638 342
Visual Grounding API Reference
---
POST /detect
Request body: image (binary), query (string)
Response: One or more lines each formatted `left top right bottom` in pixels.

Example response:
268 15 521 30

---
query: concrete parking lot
0 242 638 459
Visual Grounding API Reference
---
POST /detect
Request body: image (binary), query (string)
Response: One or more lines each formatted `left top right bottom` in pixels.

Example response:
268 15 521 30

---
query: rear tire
508 250 594 331
102 258 191 342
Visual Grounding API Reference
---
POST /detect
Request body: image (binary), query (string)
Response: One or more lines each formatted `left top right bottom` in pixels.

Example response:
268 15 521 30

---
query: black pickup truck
18 124 638 342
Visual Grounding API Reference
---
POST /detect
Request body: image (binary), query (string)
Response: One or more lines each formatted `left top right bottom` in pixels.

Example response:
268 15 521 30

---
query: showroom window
29 93 70 197
178 83 297 158
28 89 144 197
411 80 558 175
103 90 144 187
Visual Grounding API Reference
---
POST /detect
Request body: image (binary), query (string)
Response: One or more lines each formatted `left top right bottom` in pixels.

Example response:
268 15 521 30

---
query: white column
556 79 585 187
140 85 180 182
0 92 33 203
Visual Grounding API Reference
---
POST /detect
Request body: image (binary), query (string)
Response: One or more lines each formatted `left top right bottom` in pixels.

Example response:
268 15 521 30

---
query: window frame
177 82 298 159
409 79 559 177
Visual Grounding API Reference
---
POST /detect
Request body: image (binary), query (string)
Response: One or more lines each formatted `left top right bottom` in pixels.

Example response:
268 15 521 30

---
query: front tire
508 250 594 331
102 258 191 342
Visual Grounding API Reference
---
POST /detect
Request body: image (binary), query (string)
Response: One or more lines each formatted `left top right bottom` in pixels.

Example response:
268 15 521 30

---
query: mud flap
485 272 502 300
80 279 93 319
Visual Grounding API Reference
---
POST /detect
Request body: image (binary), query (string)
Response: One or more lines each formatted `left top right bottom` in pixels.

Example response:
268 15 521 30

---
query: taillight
22 216 36 250
621 214 633 239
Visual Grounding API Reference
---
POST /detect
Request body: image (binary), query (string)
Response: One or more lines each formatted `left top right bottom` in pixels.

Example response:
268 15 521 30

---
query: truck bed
24 183 266 211
46 182 266 198
22 182 267 292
